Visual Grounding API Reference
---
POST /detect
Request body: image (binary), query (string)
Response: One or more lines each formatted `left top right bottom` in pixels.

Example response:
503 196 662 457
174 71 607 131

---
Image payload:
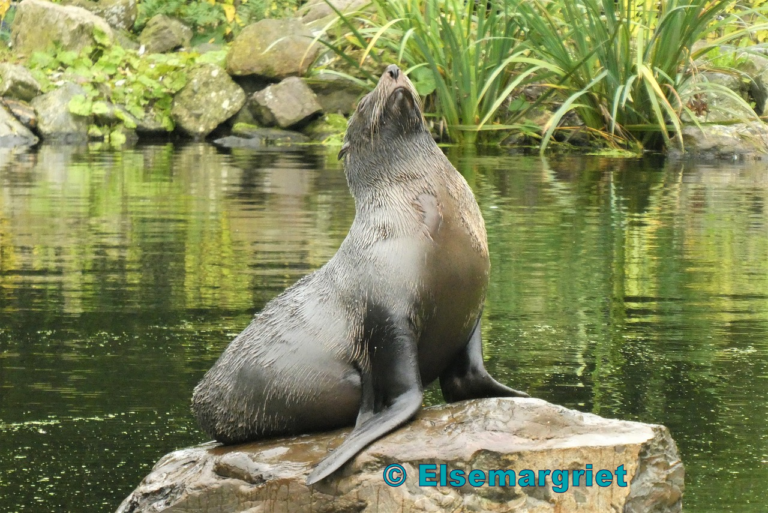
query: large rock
226 18 321 79
251 77 322 129
0 105 38 148
305 73 366 115
118 398 684 513
301 0 369 23
686 72 753 124
0 64 41 102
30 82 90 143
214 126 310 148
11 0 115 56
668 123 768 160
139 14 192 54
171 64 246 139
61 0 138 31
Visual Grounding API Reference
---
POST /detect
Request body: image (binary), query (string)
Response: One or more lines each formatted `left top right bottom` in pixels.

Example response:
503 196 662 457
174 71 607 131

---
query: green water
0 144 766 512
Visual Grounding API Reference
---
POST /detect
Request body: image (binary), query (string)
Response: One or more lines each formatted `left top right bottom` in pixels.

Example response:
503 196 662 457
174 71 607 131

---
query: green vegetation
318 0 768 150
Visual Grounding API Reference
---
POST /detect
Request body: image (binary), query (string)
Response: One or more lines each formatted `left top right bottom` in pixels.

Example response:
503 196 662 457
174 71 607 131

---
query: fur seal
191 64 528 485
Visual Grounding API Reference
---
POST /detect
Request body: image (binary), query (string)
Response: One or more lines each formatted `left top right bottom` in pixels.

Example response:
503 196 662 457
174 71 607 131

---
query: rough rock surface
301 0 369 23
0 64 42 102
61 0 138 31
30 82 90 143
171 64 246 139
0 105 38 148
1 99 38 131
139 14 192 54
688 72 753 123
11 0 115 55
669 123 768 160
305 73 366 115
251 77 322 129
226 18 320 79
118 398 684 513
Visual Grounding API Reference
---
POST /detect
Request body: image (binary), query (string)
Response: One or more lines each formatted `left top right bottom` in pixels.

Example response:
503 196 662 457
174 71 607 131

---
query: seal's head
340 64 426 159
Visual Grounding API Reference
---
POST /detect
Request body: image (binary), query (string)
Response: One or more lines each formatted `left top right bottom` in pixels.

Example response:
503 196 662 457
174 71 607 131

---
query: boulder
171 64 246 139
11 0 115 55
301 0 369 24
668 123 768 160
226 18 321 79
251 77 322 129
0 64 42 102
118 398 684 513
0 104 38 148
138 14 192 54
30 82 90 143
0 99 38 131
214 125 310 148
305 73 366 115
61 0 138 31
686 72 754 124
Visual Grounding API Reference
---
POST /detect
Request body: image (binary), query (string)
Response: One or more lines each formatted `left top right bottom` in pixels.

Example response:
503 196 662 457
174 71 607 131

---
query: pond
0 144 766 512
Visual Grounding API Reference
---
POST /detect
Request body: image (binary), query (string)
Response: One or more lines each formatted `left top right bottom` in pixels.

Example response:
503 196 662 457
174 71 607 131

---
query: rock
11 0 115 56
302 113 347 143
0 99 38 131
114 29 140 51
138 14 192 54
0 64 42 102
171 64 246 139
251 77 322 129
301 0 369 23
118 398 684 513
668 123 768 160
305 73 366 115
226 18 321 79
214 126 310 148
61 0 138 31
686 72 754 124
0 105 38 148
30 82 90 143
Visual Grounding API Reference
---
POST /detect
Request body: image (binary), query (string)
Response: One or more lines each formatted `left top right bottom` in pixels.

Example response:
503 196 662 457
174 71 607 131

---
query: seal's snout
386 64 400 81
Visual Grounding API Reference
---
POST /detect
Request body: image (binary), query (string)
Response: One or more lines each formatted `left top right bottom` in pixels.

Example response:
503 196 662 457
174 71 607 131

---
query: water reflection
0 144 766 512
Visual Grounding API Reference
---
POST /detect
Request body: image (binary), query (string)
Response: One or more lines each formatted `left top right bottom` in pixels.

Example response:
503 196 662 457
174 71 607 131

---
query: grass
315 0 768 151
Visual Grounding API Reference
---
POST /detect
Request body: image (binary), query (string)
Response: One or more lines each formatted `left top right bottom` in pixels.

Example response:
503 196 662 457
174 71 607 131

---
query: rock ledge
118 398 684 513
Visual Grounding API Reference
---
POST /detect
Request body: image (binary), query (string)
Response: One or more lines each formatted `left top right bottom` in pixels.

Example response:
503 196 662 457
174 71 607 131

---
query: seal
191 64 528 485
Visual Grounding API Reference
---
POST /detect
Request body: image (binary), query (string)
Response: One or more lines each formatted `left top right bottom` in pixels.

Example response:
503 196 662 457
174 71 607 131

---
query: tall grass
316 0 768 149
519 0 768 151
316 0 553 144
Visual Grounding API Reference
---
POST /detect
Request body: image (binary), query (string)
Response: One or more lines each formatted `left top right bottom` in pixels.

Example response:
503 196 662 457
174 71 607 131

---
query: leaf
68 95 93 117
109 128 127 146
93 27 111 47
114 109 137 129
92 101 110 116
222 4 236 23
411 66 436 96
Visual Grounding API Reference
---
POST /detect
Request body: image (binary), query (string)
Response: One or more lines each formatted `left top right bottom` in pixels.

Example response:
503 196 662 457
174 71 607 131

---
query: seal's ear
338 142 349 161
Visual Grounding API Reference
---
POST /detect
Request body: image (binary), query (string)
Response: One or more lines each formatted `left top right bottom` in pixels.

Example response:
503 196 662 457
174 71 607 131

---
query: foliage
135 0 302 43
316 0 768 150
315 0 545 144
517 0 768 152
26 29 227 136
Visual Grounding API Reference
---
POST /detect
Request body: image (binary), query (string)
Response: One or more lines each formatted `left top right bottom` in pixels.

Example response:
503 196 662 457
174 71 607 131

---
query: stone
139 14 192 54
0 104 38 148
117 398 684 513
302 113 347 143
171 64 246 139
30 82 90 143
668 123 768 160
214 126 310 148
685 72 754 124
0 64 42 102
226 18 321 79
305 73 366 115
11 0 115 56
251 77 322 129
300 0 369 24
61 0 138 31
0 99 38 131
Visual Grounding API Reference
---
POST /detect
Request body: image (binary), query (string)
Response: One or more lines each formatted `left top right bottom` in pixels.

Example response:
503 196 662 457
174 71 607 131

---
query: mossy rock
302 113 347 144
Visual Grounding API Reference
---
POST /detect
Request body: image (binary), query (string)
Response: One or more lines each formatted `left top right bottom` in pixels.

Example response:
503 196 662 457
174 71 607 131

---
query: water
0 144 766 512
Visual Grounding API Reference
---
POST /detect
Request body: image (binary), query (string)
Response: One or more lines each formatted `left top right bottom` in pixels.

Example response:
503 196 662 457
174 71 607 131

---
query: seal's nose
386 65 400 81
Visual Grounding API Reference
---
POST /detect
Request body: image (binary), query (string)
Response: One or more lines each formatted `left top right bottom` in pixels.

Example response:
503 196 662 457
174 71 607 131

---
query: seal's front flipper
440 318 529 403
306 315 423 485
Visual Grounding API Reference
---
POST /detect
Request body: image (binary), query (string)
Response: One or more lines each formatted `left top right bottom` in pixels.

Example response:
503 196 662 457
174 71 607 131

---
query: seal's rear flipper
306 314 423 485
439 318 529 403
